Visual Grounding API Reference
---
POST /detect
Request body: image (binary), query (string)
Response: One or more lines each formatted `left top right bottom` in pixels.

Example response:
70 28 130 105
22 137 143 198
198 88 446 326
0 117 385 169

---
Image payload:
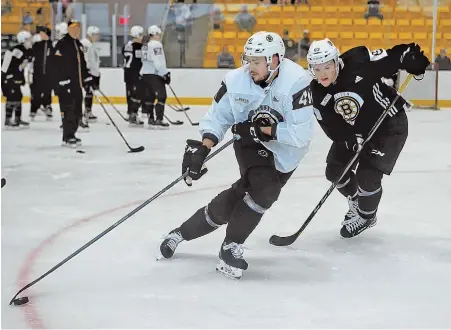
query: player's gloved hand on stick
345 134 364 152
252 117 276 142
400 44 430 76
55 79 71 96
163 72 171 85
182 139 210 186
83 75 94 90
232 119 274 144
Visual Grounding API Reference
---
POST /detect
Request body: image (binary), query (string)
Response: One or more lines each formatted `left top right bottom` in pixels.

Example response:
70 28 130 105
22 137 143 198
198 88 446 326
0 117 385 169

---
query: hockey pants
179 140 294 244
142 74 167 121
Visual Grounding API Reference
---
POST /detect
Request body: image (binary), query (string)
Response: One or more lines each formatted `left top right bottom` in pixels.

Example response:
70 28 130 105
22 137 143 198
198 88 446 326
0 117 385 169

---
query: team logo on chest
333 92 364 126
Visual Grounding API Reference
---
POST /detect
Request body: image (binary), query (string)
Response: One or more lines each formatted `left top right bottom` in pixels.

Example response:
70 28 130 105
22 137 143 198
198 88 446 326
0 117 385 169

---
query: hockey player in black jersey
1 30 33 128
122 25 145 126
307 39 430 238
29 26 53 121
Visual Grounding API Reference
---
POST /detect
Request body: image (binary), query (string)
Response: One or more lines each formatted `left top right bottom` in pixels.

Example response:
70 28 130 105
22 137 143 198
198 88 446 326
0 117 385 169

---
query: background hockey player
158 31 315 279
140 25 170 128
307 39 430 238
81 26 101 123
29 26 53 121
53 20 92 148
122 25 144 126
1 30 33 128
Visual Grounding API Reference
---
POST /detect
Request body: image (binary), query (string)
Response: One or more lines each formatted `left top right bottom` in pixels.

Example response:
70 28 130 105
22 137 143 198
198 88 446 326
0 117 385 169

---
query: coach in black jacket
53 20 93 146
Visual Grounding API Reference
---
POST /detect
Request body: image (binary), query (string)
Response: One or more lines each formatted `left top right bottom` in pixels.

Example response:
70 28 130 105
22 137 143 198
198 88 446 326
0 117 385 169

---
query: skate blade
129 123 144 128
216 260 243 280
4 126 21 130
148 126 169 130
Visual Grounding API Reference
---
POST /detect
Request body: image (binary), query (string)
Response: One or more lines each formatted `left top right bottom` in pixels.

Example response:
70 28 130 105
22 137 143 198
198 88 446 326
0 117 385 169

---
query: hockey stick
164 114 184 126
168 85 199 126
167 85 190 112
269 74 414 247
9 136 236 306
94 93 145 153
167 102 190 113
97 89 129 122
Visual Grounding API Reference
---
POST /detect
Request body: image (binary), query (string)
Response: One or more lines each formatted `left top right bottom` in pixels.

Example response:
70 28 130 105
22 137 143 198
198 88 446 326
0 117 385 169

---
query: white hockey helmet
130 25 144 38
56 22 68 38
87 26 100 37
17 30 32 48
148 25 162 36
243 31 285 82
32 33 42 43
307 38 342 79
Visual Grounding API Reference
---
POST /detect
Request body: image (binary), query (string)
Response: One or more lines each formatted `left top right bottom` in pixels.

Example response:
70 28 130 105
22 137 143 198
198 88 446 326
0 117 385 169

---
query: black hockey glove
400 44 430 76
83 75 94 90
253 117 276 142
232 119 273 144
182 139 210 186
345 134 364 152
163 72 171 85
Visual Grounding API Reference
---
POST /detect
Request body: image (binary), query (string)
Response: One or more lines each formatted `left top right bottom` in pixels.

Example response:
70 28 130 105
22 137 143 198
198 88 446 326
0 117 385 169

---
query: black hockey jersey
122 41 143 82
30 39 53 78
1 44 32 84
311 45 411 142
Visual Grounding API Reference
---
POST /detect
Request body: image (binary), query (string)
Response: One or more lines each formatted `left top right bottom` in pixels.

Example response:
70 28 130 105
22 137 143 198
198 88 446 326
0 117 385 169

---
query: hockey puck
76 150 86 154
1 178 6 188
12 296 29 306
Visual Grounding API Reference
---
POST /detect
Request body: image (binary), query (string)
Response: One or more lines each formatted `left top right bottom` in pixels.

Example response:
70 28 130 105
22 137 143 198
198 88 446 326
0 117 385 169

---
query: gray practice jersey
200 59 315 173
80 38 100 77
140 39 168 77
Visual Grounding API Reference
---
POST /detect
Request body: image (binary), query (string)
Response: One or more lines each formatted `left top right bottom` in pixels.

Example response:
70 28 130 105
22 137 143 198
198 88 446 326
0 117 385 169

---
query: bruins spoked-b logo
333 92 364 126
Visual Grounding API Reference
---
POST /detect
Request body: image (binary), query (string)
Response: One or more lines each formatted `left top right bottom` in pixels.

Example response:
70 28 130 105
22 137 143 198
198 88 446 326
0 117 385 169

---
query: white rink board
1 106 451 328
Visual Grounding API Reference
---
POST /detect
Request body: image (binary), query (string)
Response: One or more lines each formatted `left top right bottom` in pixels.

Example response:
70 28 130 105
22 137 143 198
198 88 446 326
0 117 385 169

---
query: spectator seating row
204 2 451 67
214 4 451 20
217 17 451 33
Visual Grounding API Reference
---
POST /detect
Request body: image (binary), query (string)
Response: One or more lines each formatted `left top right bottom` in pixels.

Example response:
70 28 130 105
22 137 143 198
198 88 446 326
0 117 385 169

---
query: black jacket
52 34 89 91
31 39 53 78
1 44 31 84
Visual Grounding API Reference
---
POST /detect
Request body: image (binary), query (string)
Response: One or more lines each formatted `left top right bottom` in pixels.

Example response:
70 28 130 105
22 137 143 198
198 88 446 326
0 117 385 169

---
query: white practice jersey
200 59 315 173
80 38 100 77
140 39 168 77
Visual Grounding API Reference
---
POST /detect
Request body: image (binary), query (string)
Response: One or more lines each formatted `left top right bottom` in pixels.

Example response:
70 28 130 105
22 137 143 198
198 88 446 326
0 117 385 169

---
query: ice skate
216 240 248 280
79 117 90 131
340 213 377 238
62 138 78 149
128 113 144 127
85 111 97 123
44 106 53 120
4 117 20 129
344 196 358 222
16 118 30 128
157 229 184 260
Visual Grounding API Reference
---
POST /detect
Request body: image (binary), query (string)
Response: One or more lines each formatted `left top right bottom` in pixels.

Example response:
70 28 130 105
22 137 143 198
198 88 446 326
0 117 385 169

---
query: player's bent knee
325 163 345 183
356 166 383 192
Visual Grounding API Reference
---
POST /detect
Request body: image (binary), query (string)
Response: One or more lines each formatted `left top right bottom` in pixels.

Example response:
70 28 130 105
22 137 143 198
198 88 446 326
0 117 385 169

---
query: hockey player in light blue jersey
158 31 315 279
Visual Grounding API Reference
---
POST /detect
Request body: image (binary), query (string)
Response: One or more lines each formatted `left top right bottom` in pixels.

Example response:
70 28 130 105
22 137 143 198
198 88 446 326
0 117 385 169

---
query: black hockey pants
142 74 167 121
179 140 294 244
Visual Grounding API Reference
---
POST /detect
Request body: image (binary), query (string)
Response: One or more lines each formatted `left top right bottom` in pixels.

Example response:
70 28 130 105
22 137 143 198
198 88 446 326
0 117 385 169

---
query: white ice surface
1 105 451 329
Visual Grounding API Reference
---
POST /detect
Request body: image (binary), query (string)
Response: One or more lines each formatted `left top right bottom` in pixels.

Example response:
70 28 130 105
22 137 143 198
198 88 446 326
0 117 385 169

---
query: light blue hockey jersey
199 59 315 173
